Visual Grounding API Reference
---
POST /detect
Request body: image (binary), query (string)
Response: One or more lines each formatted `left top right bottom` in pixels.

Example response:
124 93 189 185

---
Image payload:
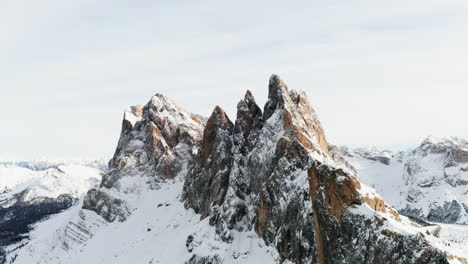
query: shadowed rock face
182 76 324 261
233 90 264 154
401 200 465 224
182 106 234 218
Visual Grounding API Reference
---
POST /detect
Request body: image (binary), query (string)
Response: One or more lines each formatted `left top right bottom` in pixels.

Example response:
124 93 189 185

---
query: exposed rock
265 74 329 154
82 189 129 222
183 77 324 261
309 165 362 221
84 93 204 222
309 162 448 264
182 74 449 263
182 106 234 219
186 254 222 264
233 90 264 153
426 200 464 223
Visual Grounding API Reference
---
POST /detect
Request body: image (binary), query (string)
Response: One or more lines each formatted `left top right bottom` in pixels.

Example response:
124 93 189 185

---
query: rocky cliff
83 94 205 222
180 75 449 263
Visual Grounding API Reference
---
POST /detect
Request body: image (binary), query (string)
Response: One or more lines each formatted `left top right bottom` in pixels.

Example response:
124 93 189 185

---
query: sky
1 0 467 159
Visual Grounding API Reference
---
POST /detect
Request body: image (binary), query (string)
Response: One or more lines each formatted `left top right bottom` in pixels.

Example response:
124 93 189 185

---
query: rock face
108 94 205 181
84 94 204 222
182 106 234 218
309 164 447 264
181 75 449 263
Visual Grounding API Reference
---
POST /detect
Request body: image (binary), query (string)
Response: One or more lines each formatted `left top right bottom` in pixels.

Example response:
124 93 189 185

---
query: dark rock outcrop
182 106 234 218
82 189 129 222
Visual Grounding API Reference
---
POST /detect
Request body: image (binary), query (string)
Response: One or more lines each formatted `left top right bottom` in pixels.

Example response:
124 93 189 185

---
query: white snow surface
11 179 280 264
5 135 468 263
0 162 103 204
349 200 468 263
339 147 406 207
335 136 468 224
336 137 468 262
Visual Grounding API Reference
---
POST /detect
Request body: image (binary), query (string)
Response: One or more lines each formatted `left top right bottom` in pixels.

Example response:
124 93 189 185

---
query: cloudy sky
1 0 467 159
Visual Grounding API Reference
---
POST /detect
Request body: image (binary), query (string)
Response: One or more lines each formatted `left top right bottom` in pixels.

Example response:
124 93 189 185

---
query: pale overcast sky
1 0 467 159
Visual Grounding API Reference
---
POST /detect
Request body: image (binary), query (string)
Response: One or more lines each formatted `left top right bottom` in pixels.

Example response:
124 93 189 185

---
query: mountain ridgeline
83 75 451 263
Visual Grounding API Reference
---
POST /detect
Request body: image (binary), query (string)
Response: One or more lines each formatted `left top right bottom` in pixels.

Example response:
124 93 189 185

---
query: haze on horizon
1 0 467 159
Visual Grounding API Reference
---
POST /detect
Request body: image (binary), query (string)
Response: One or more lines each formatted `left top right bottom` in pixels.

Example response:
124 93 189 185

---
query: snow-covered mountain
0 161 103 262
401 137 468 224
332 136 468 225
2 75 467 264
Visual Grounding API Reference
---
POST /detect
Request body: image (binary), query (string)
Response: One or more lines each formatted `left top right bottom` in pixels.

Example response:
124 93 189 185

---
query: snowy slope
331 145 407 206
0 161 103 263
332 136 468 225
9 178 468 264
331 143 468 263
400 137 468 224
1 163 103 204
10 178 280 264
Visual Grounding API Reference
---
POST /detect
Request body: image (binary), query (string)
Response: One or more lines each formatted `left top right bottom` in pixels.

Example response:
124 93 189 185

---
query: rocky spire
201 106 233 166
109 105 143 169
183 106 234 218
263 74 289 121
262 74 330 155
86 93 204 221
233 90 264 152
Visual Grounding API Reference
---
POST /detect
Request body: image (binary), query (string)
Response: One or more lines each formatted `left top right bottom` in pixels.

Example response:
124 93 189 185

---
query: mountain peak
244 89 253 99
234 90 264 147
208 106 232 127
149 93 179 111
264 74 289 120
268 74 288 94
